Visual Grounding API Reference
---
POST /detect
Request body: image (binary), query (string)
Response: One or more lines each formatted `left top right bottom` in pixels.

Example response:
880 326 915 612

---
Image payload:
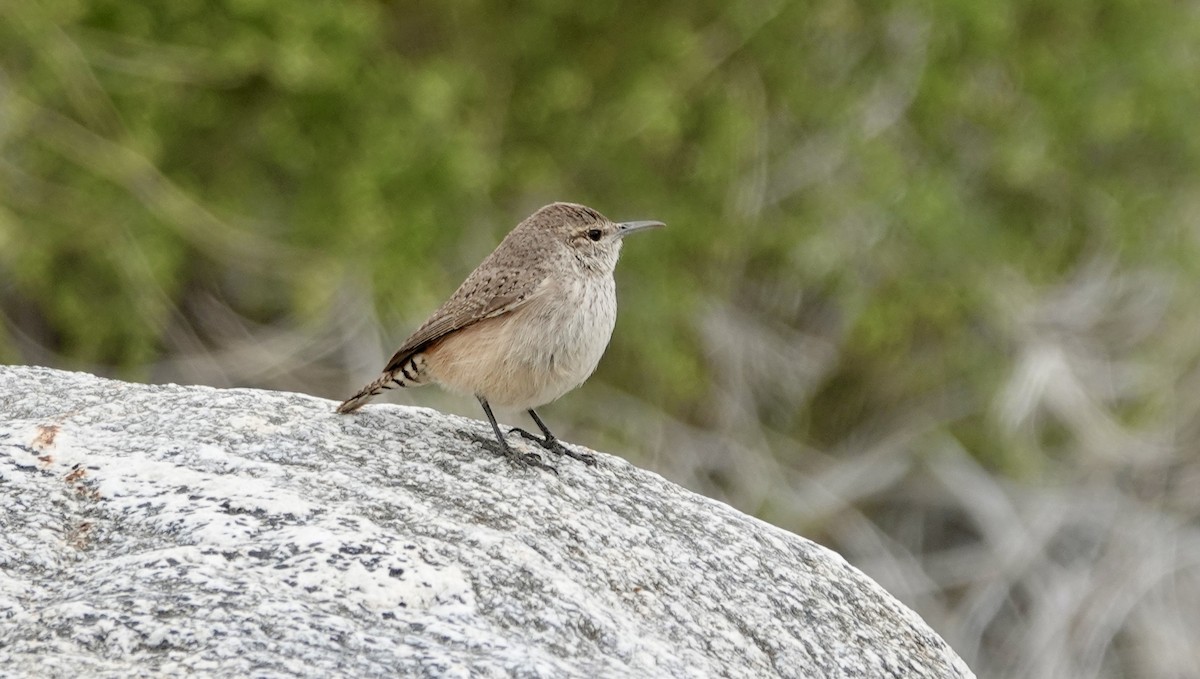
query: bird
336 202 664 471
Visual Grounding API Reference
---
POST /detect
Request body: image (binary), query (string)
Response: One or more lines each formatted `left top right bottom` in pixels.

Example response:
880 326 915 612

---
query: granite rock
0 365 973 678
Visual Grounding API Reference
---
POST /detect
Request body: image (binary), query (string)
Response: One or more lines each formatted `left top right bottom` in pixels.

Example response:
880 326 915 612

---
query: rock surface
0 365 973 678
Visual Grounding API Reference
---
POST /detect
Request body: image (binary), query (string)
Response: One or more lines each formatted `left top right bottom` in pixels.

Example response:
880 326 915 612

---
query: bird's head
524 202 664 274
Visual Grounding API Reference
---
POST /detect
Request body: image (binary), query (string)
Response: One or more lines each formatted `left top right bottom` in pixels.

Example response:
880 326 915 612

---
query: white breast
423 273 618 410
504 274 617 407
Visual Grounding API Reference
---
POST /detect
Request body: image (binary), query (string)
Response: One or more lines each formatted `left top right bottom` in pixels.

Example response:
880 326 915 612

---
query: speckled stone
0 365 974 679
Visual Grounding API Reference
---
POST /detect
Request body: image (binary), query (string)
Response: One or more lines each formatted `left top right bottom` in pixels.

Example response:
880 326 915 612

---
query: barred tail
336 372 395 413
336 354 428 414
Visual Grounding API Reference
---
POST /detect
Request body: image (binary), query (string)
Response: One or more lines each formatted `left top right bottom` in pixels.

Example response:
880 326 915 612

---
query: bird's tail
336 372 396 413
336 354 428 414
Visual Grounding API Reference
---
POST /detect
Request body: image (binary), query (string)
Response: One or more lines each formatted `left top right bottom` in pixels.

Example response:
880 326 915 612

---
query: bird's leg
476 397 555 472
509 409 597 466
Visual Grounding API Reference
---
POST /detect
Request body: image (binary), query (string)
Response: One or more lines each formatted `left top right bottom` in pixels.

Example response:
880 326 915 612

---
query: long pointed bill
617 220 666 238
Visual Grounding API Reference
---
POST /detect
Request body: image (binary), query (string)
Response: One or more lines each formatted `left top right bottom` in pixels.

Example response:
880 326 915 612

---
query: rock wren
337 202 664 471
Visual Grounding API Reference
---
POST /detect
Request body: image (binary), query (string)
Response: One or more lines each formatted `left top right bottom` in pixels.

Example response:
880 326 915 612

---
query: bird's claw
493 439 557 473
516 451 557 473
508 428 597 466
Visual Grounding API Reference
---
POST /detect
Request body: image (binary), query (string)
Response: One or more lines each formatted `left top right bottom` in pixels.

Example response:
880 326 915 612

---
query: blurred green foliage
2 0 1198 474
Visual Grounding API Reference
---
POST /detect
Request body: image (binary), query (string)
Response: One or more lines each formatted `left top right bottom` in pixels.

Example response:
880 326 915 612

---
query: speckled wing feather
382 233 551 374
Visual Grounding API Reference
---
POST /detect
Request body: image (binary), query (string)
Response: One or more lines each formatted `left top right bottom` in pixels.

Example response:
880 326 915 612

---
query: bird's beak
616 220 666 238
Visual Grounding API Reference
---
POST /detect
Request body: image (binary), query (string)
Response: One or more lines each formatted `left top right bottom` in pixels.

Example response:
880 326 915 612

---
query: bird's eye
586 229 602 242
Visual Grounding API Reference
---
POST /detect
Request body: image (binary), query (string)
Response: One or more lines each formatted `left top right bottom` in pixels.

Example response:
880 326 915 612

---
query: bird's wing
382 265 551 374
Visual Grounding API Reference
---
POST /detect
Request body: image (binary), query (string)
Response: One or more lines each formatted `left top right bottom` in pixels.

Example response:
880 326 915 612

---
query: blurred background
3 1 1200 676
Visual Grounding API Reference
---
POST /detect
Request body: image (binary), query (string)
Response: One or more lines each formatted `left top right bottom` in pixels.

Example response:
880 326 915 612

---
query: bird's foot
509 428 597 466
495 438 557 473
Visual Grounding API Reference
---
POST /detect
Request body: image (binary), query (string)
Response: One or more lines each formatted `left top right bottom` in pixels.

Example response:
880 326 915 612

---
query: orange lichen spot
33 423 60 451
67 521 93 550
